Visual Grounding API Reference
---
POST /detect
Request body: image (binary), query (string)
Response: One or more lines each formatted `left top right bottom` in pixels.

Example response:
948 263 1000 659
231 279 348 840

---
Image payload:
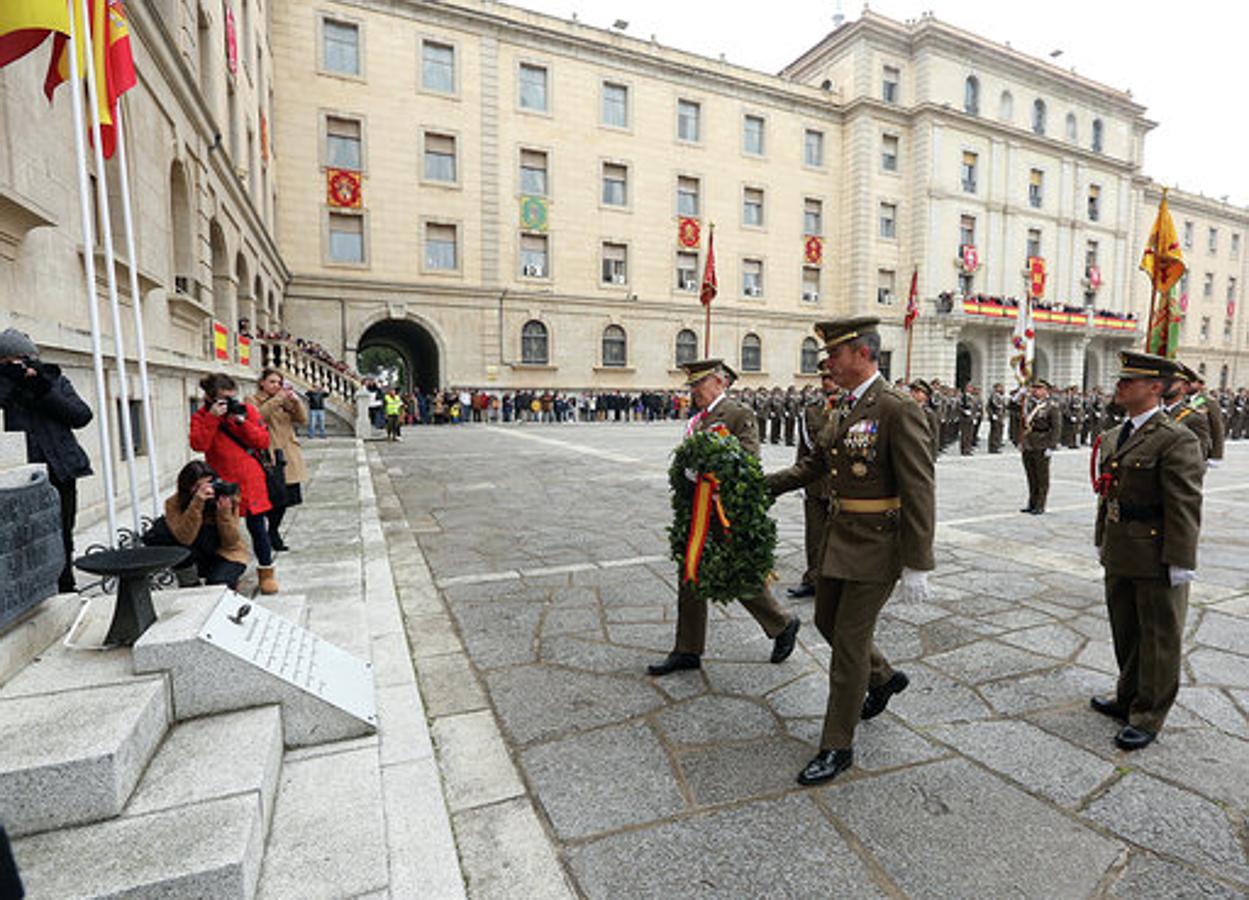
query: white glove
1207 459 1222 470
1168 566 1197 588
1044 449 1053 458
899 568 932 605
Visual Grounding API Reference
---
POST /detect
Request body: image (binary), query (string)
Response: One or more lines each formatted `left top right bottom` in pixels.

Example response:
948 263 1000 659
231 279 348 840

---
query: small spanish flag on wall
238 334 251 366
213 320 230 362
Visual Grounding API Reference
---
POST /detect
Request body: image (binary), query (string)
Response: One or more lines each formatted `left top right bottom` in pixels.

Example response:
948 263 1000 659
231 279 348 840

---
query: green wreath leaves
668 430 777 604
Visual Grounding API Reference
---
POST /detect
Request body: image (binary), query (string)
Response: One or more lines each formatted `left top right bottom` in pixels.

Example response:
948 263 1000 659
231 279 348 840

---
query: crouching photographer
146 461 248 589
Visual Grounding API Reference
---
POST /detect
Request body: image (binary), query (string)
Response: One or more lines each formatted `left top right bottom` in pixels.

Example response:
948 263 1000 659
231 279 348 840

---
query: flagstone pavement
373 422 1249 899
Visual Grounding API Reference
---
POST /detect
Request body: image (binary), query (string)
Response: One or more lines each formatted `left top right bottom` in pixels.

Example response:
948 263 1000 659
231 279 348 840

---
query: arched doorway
358 318 440 392
955 341 974 389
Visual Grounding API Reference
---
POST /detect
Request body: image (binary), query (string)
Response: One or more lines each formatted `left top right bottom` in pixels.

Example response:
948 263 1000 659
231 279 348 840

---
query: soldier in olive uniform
1090 351 1204 750
958 386 977 456
1019 380 1062 514
909 379 941 462
768 387 784 444
766 318 935 786
987 383 1007 453
1163 366 1212 462
647 360 801 677
1083 390 1104 446
1187 375 1225 464
783 386 799 446
753 387 768 439
788 360 838 599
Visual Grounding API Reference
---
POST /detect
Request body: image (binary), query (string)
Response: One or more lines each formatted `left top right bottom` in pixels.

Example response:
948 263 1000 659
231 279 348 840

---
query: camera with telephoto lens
211 479 240 498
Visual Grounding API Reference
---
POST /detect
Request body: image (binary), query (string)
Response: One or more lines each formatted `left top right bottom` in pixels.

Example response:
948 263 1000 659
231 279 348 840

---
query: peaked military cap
909 378 933 397
1117 350 1186 381
814 316 880 348
681 358 728 385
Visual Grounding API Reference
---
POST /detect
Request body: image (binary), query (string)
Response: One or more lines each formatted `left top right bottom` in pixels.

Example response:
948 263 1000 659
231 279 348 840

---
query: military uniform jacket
796 399 833 499
693 394 760 458
1202 392 1226 460
987 393 1006 422
1021 400 1062 451
1095 412 1203 578
1168 401 1212 461
767 377 935 583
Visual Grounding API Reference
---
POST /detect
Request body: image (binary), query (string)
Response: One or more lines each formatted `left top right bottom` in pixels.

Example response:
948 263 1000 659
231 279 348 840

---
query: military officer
647 359 801 677
1163 366 1213 462
1019 380 1062 514
768 386 784 444
1186 374 1225 465
766 318 935 786
788 360 838 599
752 386 769 439
1090 351 1204 750
909 379 941 463
986 383 1007 453
783 386 800 446
958 386 977 456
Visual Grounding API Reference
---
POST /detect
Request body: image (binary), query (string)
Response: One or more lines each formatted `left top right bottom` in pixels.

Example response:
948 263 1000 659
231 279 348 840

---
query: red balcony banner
804 236 823 265
677 216 700 248
327 168 362 208
1027 256 1046 298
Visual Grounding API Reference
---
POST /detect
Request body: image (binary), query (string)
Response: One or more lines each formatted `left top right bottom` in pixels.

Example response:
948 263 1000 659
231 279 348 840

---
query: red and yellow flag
683 473 730 584
1139 192 1185 294
212 321 230 362
0 0 69 69
699 225 717 307
1147 285 1182 359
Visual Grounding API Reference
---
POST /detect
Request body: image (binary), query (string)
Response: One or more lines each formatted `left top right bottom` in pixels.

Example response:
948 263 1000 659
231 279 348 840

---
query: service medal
851 461 868 477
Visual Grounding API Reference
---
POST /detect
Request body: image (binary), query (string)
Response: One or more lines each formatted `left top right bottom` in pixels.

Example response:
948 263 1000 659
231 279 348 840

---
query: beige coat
164 493 249 565
251 390 308 484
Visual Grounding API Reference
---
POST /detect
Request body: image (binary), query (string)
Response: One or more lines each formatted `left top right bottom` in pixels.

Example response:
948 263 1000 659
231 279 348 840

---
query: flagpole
703 223 714 356
64 0 118 543
1145 188 1166 352
112 101 161 517
80 0 142 536
904 320 914 383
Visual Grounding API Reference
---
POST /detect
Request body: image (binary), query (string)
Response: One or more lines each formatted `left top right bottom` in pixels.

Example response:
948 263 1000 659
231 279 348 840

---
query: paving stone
980 665 1109 716
785 715 948 770
415 652 489 717
1188 648 1249 687
1108 852 1247 898
540 635 659 675
567 794 884 899
1175 687 1249 738
1193 611 1249 656
521 722 685 840
702 660 810 698
452 601 543 668
767 672 828 718
603 604 669 623
1085 773 1249 883
997 623 1086 660
677 737 816 805
882 602 949 626
925 640 1055 684
486 665 665 745
1128 728 1249 812
453 797 574 900
1075 639 1120 675
885 664 994 726
918 618 982 654
875 616 924 661
654 695 779 745
934 594 1017 618
822 758 1123 898
382 758 466 900
979 607 1060 631
432 710 525 813
541 606 601 636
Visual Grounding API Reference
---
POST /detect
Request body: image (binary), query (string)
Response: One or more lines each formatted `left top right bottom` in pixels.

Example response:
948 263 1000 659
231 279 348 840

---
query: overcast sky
511 0 1249 207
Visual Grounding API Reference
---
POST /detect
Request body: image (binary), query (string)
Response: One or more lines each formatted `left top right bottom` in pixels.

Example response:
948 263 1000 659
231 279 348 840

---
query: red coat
189 403 272 516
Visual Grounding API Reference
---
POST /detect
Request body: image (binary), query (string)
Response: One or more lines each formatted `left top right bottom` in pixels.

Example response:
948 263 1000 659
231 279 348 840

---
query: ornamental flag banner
804 235 823 265
0 1 70 69
677 216 700 248
1147 284 1182 359
1027 256 1046 299
961 244 978 272
238 334 251 366
1139 192 1185 293
904 268 919 329
212 320 230 362
699 226 717 307
519 195 548 231
1010 298 1035 385
327 168 362 208
225 4 238 75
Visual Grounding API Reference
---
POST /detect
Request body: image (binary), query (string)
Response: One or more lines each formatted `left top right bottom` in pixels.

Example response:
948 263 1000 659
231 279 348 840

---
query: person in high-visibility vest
384 386 405 441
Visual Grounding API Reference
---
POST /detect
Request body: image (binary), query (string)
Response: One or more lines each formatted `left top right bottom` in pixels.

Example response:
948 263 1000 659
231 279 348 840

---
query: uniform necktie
1116 420 1134 452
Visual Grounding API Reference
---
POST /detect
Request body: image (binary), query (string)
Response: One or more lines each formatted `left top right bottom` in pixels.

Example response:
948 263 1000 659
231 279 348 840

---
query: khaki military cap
1117 350 1186 381
681 358 727 385
909 379 933 397
814 316 880 348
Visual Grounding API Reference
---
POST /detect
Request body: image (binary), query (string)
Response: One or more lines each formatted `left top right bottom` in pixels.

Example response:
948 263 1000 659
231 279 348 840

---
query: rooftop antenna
833 0 845 27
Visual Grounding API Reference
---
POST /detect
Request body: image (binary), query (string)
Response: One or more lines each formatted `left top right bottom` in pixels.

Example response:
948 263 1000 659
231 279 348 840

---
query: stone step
0 678 169 836
0 431 26 469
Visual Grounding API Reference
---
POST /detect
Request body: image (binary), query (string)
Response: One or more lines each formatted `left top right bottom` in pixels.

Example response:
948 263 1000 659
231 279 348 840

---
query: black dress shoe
786 584 815 599
770 617 801 664
646 653 701 676
270 536 290 552
1115 725 1156 751
797 748 853 786
861 671 910 720
1089 695 1128 723
1019 507 1036 514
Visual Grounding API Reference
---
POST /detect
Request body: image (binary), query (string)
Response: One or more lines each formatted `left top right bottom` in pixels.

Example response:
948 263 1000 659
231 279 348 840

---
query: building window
1208 227 1218 254
601 242 627 284
601 162 628 206
676 252 699 291
804 129 824 167
1183 220 1194 249
675 329 698 365
958 272 974 295
328 212 364 263
743 114 765 155
1032 98 1046 135
1028 168 1044 208
423 132 457 182
425 222 457 270
742 258 763 296
804 198 823 236
1232 233 1241 259
882 65 899 103
877 268 896 305
1228 277 1237 302
322 19 359 76
881 134 899 172
601 81 628 128
1091 118 1104 153
879 202 897 239
1086 240 1099 270
800 337 820 374
602 325 627 367
326 116 361 169
521 320 548 364
520 148 548 195
961 151 978 193
964 76 979 115
802 267 820 302
1088 184 1101 222
1065 112 1077 142
520 234 548 277
741 333 762 372
677 176 700 216
519 63 548 111
1203 272 1214 298
1026 228 1042 260
743 187 764 227
999 90 1013 121
677 99 701 142
959 214 976 249
421 40 454 93
1200 317 1210 341
1225 319 1234 342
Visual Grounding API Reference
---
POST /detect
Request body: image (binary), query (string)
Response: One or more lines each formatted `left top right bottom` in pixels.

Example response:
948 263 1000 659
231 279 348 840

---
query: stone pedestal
0 465 65 632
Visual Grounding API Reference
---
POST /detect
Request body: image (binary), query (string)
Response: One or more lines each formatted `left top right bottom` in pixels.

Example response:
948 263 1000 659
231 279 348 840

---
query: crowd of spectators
362 385 696 428
935 292 1138 321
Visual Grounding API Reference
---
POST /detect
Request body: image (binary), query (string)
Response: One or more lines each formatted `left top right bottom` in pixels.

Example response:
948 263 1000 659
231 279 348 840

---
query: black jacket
0 362 93 482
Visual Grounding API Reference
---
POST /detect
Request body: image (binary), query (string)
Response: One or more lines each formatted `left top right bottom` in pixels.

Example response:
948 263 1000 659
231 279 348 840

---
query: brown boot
258 566 279 595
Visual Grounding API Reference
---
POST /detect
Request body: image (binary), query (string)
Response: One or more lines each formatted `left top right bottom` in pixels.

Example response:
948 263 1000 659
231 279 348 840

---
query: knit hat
0 328 38 359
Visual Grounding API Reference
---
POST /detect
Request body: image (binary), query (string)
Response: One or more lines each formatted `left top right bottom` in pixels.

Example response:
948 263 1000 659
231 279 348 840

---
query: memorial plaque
199 593 377 727
0 465 65 634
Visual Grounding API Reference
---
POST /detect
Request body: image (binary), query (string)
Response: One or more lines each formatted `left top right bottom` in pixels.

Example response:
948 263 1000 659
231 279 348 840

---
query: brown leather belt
832 496 902 514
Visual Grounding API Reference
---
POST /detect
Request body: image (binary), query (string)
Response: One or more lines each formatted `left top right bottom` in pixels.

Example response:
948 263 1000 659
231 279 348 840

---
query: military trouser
959 421 976 455
674 580 789 656
756 414 768 437
802 494 828 587
988 419 1004 453
1021 449 1051 511
1104 574 1188 734
784 417 796 446
769 418 782 444
813 577 895 750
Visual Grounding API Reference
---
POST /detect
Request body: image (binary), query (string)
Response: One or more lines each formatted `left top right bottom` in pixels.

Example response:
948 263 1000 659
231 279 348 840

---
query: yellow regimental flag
1139 193 1185 293
0 0 70 68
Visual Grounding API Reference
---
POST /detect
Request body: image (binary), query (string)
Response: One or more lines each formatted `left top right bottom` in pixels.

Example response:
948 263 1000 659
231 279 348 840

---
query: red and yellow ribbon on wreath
683 473 732 584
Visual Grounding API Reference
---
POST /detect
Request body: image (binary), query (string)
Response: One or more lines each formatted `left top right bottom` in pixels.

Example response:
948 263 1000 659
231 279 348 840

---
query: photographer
160 461 248 589
251 369 307 552
0 328 93 593
189 372 279 594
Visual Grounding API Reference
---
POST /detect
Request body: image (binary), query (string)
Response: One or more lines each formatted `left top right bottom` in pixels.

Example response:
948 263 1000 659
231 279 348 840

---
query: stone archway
358 317 441 392
955 341 976 389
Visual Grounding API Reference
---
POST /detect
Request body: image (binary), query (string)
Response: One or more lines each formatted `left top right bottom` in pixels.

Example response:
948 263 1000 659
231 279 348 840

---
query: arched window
998 90 1013 122
741 333 762 372
800 337 820 374
1065 112 1077 142
521 320 548 364
602 324 627 367
675 329 698 366
963 76 979 115
1032 98 1046 135
1091 118 1104 153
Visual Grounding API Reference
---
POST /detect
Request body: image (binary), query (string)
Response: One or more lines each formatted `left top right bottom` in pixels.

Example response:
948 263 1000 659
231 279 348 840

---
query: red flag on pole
699 226 717 307
904 268 919 329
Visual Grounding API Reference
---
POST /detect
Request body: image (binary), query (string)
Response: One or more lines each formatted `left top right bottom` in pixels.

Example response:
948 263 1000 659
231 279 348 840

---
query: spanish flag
1139 191 1185 294
0 0 70 69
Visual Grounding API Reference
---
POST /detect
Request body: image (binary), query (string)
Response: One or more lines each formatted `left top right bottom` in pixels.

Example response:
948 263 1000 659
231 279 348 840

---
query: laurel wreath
668 430 777 604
